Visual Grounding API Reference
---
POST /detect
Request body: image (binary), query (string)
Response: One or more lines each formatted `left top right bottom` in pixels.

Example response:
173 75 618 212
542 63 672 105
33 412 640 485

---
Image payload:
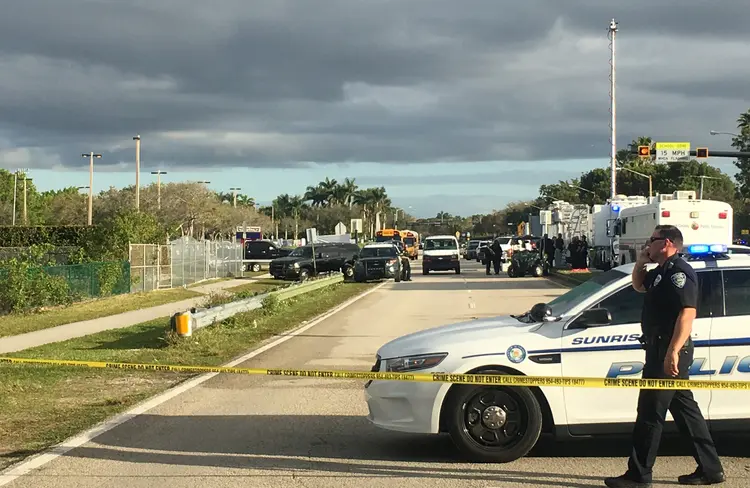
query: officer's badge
671 272 686 288
653 275 662 287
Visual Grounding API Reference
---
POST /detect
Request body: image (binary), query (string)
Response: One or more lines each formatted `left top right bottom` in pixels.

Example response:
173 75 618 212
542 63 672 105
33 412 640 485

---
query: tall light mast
608 18 618 201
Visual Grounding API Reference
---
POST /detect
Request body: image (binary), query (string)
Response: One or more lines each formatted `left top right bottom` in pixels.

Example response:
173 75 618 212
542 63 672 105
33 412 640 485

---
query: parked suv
269 242 360 281
243 239 292 272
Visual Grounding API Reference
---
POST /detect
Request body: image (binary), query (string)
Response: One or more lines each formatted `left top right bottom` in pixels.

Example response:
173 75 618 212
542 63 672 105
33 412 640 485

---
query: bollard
172 311 192 337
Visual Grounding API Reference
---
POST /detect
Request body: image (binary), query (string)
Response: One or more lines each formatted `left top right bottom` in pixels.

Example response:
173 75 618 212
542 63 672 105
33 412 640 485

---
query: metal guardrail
183 273 344 333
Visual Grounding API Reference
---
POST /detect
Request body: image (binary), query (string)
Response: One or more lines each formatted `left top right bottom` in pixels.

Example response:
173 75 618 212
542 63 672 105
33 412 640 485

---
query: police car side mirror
578 308 612 327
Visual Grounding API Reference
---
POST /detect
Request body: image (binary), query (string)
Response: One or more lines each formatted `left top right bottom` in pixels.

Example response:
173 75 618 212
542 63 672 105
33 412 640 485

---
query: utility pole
134 135 141 211
82 152 102 225
11 171 17 226
151 170 167 210
23 175 29 225
608 18 618 201
230 187 241 208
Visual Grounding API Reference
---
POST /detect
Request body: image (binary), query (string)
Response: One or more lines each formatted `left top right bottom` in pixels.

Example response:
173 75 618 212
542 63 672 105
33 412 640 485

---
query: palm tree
318 178 338 205
340 178 358 207
288 195 306 239
304 185 327 207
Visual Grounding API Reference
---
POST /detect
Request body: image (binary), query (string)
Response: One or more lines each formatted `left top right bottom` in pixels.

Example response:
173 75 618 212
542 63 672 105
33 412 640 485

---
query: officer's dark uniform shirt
641 253 699 340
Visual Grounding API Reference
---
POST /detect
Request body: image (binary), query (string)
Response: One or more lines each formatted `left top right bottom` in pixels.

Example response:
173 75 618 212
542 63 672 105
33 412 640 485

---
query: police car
364 243 750 463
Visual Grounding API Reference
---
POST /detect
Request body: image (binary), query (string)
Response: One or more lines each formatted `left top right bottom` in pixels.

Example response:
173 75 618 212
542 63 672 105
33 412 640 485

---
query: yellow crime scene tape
2 356 750 391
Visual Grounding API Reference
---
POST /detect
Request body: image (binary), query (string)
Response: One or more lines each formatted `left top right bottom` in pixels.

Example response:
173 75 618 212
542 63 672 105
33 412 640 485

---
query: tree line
0 173 415 243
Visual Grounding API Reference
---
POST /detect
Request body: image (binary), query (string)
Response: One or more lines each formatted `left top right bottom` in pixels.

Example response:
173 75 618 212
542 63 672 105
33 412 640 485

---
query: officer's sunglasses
647 236 669 244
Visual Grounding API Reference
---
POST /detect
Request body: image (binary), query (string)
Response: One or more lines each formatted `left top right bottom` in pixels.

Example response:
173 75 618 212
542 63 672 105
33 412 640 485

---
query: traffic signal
696 147 709 158
637 146 651 158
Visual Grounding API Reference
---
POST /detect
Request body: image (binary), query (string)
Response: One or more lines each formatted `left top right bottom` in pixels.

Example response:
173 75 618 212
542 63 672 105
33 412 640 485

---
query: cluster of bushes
0 222 143 314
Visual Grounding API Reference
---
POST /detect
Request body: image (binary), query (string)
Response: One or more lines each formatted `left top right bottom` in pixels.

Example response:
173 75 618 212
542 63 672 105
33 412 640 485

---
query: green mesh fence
0 260 131 299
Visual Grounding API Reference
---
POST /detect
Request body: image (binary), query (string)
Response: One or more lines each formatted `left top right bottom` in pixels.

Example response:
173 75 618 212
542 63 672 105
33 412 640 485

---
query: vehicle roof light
686 244 728 255
611 204 620 212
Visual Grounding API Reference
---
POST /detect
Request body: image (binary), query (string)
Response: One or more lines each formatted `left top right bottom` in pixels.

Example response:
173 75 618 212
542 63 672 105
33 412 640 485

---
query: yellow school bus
375 228 401 243
400 229 420 260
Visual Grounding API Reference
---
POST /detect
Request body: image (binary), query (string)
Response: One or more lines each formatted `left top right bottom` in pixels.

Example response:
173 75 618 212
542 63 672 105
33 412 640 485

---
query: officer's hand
664 351 679 377
637 246 650 265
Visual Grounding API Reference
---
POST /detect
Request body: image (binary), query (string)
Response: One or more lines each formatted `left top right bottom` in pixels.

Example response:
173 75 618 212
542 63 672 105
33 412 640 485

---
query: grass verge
0 281 377 470
0 288 203 338
223 278 282 295
549 269 593 286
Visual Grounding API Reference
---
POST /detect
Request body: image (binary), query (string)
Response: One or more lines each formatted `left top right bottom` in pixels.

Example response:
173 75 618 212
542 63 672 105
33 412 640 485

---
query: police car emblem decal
672 272 686 288
653 275 662 286
507 345 526 363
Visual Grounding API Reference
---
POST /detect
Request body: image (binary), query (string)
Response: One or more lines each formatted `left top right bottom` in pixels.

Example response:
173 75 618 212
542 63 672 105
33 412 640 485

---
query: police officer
400 247 412 281
605 225 725 488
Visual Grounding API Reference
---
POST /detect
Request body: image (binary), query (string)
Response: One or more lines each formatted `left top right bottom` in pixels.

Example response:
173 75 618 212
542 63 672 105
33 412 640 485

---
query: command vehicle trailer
614 190 733 265
589 195 649 270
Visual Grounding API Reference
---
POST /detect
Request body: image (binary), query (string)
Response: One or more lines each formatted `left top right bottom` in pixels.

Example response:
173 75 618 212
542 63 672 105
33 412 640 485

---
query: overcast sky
1 0 748 217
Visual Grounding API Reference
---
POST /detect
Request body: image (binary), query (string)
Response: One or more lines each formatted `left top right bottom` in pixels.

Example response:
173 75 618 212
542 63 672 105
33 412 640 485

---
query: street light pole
82 152 102 225
710 130 740 138
608 18 619 200
134 135 141 211
699 175 721 199
23 176 30 225
229 187 241 208
617 166 653 198
151 170 167 210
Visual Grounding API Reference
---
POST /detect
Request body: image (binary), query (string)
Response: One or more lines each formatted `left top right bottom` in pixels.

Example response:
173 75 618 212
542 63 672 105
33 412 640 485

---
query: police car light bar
686 244 728 255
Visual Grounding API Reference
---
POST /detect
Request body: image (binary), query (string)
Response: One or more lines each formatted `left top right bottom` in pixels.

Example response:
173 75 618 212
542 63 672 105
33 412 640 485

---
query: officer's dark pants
485 258 492 275
626 338 723 482
401 258 411 280
492 257 501 274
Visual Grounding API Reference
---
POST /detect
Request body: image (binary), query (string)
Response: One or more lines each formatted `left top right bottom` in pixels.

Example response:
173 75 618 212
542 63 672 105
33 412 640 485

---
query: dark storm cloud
1 0 749 171
356 169 581 187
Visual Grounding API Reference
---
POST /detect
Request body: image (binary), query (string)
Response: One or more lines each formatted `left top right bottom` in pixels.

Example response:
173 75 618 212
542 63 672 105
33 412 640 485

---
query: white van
421 235 461 274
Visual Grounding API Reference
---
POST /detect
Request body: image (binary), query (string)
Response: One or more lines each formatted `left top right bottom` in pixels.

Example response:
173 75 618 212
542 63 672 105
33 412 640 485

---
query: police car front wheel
446 382 542 463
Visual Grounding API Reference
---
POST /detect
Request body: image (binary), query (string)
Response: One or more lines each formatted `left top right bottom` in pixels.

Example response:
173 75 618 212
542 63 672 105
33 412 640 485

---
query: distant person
490 239 503 274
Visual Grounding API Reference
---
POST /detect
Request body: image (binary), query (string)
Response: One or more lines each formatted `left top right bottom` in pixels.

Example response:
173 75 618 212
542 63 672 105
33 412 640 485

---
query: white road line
0 280 388 486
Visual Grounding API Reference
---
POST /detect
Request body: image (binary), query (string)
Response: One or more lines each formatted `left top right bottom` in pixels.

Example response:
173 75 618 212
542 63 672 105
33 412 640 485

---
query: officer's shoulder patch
671 272 686 288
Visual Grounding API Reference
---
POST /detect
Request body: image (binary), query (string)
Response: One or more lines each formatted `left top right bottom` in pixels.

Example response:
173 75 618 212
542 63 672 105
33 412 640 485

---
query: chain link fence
129 238 244 291
129 244 172 292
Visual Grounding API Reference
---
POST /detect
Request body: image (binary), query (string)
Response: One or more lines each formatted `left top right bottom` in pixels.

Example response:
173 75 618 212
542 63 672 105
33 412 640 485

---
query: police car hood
376 314 539 359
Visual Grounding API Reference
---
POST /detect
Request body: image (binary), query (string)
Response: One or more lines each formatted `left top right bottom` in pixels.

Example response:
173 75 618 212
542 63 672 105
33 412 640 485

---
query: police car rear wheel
447 382 542 463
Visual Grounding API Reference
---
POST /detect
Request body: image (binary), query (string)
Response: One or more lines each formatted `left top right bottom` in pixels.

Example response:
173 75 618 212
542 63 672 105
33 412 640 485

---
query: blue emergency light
686 244 727 255
611 204 620 212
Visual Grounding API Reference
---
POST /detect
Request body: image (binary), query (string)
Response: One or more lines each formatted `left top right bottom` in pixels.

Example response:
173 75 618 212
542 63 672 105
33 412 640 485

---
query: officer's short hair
654 225 684 249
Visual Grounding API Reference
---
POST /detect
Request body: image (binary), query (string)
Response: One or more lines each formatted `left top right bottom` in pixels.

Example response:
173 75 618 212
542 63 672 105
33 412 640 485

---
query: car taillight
719 212 728 219
661 210 670 217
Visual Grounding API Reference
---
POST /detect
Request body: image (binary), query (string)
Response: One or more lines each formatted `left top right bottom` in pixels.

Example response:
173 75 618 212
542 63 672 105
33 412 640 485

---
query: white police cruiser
365 243 750 462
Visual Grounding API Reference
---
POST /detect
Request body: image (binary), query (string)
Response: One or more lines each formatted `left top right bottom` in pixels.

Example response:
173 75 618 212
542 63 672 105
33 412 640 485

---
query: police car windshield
360 246 397 258
545 269 629 316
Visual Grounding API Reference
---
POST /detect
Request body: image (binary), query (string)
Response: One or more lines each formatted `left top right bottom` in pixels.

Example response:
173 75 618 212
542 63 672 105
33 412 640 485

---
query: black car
269 242 360 281
352 243 402 282
243 240 292 272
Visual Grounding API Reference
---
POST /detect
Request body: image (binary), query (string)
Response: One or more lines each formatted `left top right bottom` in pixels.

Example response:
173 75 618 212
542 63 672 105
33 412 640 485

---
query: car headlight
384 353 448 372
387 258 397 266
293 262 300 269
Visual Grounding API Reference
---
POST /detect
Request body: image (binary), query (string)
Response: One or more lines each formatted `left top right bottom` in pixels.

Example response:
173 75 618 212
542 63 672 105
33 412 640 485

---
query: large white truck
589 195 650 270
613 190 733 266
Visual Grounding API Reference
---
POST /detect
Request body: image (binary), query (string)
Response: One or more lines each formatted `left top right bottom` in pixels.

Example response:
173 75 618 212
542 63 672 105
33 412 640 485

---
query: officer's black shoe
604 474 652 488
677 469 726 485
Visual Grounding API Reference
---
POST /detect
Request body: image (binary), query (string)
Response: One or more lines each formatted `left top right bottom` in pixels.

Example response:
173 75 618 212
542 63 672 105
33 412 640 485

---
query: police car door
707 268 750 429
560 272 713 435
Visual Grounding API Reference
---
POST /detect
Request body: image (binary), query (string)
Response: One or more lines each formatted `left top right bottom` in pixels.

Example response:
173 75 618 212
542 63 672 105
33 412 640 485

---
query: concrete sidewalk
0 277 267 355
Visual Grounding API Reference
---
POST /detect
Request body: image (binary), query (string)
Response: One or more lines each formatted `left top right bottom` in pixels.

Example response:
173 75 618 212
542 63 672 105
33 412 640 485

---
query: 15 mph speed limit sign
655 142 691 162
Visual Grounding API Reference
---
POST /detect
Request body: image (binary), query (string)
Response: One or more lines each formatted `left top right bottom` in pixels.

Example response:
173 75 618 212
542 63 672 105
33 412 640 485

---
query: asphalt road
4 259 749 487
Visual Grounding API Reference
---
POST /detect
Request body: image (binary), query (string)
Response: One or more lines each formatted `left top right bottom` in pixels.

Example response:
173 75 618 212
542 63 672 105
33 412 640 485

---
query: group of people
538 233 590 270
